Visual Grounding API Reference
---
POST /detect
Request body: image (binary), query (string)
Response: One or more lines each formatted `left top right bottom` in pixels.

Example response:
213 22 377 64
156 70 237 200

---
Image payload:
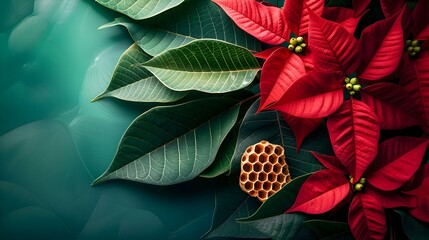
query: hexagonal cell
272 182 282 191
243 162 252 172
282 165 290 175
259 153 268 163
253 162 262 172
258 191 268 200
273 164 282 174
240 173 247 182
248 153 258 163
268 190 276 197
244 181 253 191
264 145 274 154
269 155 277 164
263 163 272 172
248 189 257 197
263 182 271 190
254 181 262 190
277 174 286 183
246 146 253 153
268 172 276 182
278 156 286 165
254 144 263 154
274 146 283 155
249 172 257 182
258 172 268 181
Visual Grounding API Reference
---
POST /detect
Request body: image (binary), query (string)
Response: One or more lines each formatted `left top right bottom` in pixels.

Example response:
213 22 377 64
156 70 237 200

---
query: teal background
0 0 220 239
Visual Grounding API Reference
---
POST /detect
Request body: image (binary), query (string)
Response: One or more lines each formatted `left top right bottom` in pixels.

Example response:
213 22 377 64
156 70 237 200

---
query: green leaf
99 0 261 56
230 99 331 177
93 43 187 103
142 39 260 93
95 0 185 20
199 126 239 178
202 175 266 239
240 173 311 222
304 220 352 240
247 213 315 240
92 98 240 185
395 210 429 240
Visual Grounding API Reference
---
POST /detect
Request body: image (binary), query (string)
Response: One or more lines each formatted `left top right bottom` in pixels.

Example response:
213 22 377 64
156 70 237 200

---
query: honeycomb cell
243 162 252 172
248 153 258 163
260 153 268 163
273 164 281 174
240 140 292 202
258 172 267 181
264 145 273 154
268 173 276 182
249 172 257 182
253 162 262 172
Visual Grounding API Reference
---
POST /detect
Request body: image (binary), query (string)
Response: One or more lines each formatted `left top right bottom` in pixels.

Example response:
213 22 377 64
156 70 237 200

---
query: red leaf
366 137 429 191
400 54 429 133
311 152 347 175
352 0 371 17
361 83 422 130
308 9 360 75
253 46 282 59
271 71 344 118
348 193 387 240
323 7 365 35
283 113 322 151
412 0 429 40
357 8 404 80
366 186 417 209
403 164 429 198
284 0 323 36
259 48 306 111
327 99 380 183
409 197 429 223
211 0 289 45
286 169 351 214
380 0 405 18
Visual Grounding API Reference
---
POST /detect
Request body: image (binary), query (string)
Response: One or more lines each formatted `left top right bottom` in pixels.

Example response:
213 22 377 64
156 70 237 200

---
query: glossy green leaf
93 43 187 103
92 98 240 185
240 173 311 222
96 0 184 20
395 210 429 240
202 175 265 239
142 39 260 93
247 213 315 240
99 0 261 56
304 220 352 239
230 99 331 177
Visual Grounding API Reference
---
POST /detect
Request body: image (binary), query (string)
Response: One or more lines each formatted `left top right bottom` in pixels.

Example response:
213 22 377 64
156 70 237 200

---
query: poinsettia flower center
344 77 361 96
405 39 421 56
287 36 307 53
349 176 366 192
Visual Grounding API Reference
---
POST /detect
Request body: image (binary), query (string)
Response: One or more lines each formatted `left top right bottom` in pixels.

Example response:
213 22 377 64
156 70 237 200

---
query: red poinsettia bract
286 136 429 240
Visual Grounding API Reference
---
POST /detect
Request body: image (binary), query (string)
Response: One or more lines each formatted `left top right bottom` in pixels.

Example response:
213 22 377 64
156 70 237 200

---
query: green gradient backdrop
0 1 222 239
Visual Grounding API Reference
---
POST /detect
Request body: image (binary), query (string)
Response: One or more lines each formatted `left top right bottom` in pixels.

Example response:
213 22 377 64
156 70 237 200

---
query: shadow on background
0 0 224 239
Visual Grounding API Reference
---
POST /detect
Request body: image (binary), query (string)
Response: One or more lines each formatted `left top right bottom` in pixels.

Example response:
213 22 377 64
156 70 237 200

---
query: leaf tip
91 92 106 102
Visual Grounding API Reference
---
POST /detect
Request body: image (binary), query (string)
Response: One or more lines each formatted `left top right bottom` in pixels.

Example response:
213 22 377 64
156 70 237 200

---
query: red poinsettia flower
285 136 429 240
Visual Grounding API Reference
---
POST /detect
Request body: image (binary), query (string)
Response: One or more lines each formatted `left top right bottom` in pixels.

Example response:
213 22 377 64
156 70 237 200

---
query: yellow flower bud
414 46 421 53
346 83 353 90
300 43 307 48
344 77 350 83
296 36 304 44
295 46 303 53
349 90 356 96
406 40 412 46
288 44 295 51
411 40 419 47
350 77 358 85
355 183 364 191
289 38 297 46
352 84 361 92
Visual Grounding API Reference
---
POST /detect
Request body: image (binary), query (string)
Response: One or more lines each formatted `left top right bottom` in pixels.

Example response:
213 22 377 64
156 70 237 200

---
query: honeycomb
240 140 292 202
